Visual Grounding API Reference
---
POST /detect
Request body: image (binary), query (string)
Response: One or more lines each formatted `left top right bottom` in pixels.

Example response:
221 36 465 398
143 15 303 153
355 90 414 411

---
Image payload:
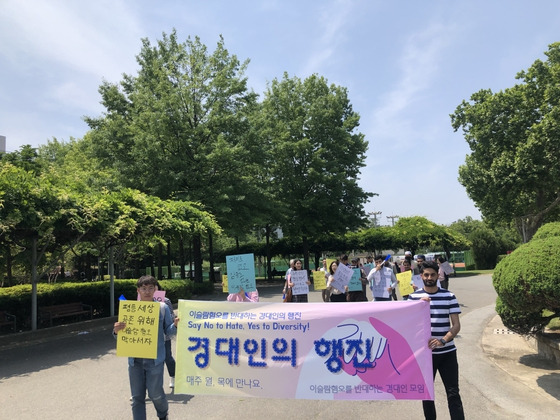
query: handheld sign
116 300 160 359
226 253 256 293
312 271 328 290
290 270 310 295
331 262 353 291
396 271 414 296
348 268 364 292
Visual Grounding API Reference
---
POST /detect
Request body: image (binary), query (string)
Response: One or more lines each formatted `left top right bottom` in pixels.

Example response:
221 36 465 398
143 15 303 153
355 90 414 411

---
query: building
0 135 5 153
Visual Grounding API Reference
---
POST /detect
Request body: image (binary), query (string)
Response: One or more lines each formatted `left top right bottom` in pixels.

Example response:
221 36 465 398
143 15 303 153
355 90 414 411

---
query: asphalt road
0 274 558 419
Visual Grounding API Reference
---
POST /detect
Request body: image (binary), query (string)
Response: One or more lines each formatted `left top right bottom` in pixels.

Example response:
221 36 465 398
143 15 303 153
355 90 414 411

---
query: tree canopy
451 42 560 242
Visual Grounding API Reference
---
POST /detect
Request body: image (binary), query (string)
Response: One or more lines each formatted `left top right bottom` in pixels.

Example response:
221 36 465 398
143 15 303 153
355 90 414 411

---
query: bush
0 279 214 331
493 223 560 334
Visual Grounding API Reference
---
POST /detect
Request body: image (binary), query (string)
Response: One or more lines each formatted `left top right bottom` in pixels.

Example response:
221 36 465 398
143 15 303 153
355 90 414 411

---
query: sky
2 0 560 226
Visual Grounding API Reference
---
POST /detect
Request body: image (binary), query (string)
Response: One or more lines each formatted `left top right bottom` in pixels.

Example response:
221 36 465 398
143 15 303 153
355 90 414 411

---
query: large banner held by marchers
175 300 434 401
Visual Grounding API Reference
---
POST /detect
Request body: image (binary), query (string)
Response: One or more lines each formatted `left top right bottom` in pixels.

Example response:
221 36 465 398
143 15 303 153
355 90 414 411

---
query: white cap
404 251 412 256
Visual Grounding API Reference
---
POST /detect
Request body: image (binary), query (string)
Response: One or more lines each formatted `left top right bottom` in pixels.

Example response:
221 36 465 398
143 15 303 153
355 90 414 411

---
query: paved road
0 274 558 419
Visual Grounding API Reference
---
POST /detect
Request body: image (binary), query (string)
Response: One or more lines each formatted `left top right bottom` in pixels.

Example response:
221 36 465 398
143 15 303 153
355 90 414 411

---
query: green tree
259 73 372 268
493 222 560 334
85 30 257 282
451 43 560 242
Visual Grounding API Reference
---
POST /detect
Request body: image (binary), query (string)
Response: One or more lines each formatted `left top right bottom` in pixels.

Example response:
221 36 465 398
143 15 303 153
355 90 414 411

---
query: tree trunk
109 246 115 317
302 235 310 270
208 232 215 282
149 248 156 277
265 225 272 280
193 234 203 283
167 240 172 279
31 237 38 331
157 243 164 280
5 244 13 286
179 237 186 279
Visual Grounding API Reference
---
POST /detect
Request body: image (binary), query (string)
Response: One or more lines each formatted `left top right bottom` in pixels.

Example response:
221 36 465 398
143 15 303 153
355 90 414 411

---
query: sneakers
169 377 175 388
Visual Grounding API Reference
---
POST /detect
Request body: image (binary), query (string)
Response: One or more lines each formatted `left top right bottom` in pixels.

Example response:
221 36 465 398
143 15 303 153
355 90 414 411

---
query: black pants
423 350 464 420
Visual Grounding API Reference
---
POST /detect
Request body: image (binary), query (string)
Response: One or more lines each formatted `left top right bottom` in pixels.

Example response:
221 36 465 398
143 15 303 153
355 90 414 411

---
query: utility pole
386 214 400 226
368 211 382 227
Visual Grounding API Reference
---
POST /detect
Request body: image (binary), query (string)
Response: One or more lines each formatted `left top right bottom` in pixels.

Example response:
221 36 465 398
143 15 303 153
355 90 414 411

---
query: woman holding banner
287 259 311 302
326 261 346 302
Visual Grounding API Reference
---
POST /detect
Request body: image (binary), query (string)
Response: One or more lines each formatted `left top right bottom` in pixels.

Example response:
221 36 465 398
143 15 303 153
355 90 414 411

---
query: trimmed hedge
0 279 214 331
493 222 560 334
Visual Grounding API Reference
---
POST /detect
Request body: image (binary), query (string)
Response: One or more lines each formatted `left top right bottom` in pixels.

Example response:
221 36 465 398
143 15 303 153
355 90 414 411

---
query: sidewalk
482 313 560 402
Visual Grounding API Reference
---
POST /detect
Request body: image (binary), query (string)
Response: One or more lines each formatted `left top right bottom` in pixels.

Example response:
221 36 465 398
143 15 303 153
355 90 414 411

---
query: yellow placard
397 271 414 296
326 258 336 272
116 300 160 359
312 270 328 290
222 274 228 292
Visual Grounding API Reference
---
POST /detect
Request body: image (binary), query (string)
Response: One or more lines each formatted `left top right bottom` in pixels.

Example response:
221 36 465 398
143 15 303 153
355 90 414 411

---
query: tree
493 222 560 334
259 73 373 268
85 30 257 281
451 43 560 242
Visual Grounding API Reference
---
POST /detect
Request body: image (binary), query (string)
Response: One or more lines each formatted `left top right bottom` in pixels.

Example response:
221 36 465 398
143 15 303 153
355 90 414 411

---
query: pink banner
175 300 434 400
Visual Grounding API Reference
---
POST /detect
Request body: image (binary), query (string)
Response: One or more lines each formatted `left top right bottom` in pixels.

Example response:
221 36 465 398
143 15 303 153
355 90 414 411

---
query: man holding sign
113 275 180 420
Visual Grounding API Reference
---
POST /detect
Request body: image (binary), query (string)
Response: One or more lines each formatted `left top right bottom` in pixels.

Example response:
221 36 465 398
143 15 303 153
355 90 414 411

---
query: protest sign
396 271 414 296
226 253 256 293
175 300 434 400
330 262 353 292
347 268 363 292
370 268 392 299
411 274 423 291
363 263 374 276
312 271 328 290
116 300 160 359
222 275 228 292
290 270 310 295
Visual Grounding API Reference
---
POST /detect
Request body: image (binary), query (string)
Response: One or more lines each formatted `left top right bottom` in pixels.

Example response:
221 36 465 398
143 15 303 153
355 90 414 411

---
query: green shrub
493 223 560 334
0 279 213 330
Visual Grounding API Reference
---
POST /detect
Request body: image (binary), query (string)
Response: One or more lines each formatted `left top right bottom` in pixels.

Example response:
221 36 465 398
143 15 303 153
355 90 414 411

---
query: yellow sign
116 300 160 359
312 270 328 290
222 274 228 292
396 271 414 296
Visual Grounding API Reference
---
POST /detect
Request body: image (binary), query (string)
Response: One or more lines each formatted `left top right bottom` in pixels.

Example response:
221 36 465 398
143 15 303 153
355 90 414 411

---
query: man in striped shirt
409 260 465 420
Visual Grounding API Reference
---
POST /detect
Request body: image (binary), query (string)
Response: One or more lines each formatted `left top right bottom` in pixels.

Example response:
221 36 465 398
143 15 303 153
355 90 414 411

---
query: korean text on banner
116 300 160 359
175 300 434 401
226 253 256 293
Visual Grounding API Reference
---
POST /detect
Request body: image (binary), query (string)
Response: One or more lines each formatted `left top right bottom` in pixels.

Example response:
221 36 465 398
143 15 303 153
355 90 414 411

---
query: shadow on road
536 372 560 400
0 329 115 380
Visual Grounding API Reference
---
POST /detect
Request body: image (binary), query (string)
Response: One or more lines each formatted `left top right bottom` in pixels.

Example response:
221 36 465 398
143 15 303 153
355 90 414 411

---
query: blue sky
2 0 560 225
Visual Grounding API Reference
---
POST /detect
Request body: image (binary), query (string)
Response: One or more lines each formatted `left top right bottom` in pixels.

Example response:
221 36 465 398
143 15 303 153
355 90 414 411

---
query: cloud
301 0 357 76
1 0 142 81
367 22 458 150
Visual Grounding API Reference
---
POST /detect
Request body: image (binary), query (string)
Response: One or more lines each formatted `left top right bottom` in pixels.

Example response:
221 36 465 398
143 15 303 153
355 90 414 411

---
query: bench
0 311 16 332
39 302 93 327
270 268 285 280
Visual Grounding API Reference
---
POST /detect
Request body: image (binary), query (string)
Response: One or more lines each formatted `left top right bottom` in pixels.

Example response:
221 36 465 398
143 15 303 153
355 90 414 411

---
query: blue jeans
129 358 168 420
164 339 176 377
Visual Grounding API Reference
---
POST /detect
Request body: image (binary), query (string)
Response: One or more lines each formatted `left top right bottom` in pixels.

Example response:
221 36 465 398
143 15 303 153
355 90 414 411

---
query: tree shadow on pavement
536 372 560 400
0 329 116 380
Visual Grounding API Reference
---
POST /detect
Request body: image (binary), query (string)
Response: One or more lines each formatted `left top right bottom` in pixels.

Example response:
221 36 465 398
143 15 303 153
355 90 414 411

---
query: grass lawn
454 269 494 277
